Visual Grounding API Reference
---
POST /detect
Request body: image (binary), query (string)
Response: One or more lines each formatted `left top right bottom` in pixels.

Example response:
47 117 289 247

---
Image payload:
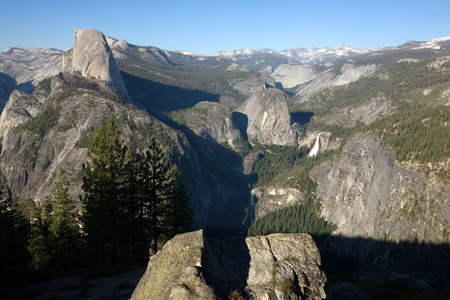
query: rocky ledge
131 230 326 300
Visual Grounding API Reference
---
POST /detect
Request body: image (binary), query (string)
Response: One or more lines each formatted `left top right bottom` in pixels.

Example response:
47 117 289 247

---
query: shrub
281 278 294 294
228 289 245 300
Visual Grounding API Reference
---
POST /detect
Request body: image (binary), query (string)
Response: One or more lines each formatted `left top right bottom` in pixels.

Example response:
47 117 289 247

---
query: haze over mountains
1 29 450 299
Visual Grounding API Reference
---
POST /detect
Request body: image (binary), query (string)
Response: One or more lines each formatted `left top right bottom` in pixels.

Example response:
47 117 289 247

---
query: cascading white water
308 132 321 157
249 189 255 224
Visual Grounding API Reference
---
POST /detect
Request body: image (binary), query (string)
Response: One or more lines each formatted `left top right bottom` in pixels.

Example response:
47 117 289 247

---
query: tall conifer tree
164 164 194 239
135 139 169 256
0 173 30 295
81 119 128 266
48 169 80 272
81 122 194 265
27 198 51 271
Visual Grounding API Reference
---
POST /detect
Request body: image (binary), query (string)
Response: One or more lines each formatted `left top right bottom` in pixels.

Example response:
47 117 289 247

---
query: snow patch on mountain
216 48 259 56
215 44 376 66
173 49 202 56
412 36 450 50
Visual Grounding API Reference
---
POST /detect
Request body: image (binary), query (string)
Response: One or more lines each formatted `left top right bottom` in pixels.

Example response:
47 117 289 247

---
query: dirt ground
26 268 146 300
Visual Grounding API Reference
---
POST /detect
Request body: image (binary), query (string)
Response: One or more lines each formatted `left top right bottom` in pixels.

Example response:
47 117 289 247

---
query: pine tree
81 123 195 265
14 197 37 235
136 139 169 256
124 147 153 264
13 196 52 272
0 175 30 295
164 164 194 239
48 169 81 272
27 198 52 271
81 119 128 267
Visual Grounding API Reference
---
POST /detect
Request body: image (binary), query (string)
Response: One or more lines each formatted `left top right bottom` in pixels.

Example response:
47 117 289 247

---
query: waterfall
249 189 255 224
308 133 321 157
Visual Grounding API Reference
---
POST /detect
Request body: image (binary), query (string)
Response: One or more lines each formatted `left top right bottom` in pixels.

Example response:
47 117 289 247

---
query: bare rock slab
131 230 326 300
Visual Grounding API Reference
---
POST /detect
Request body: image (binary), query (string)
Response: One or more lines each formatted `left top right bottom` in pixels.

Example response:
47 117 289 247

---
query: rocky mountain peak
236 88 301 146
105 35 130 50
62 28 129 99
4 47 16 54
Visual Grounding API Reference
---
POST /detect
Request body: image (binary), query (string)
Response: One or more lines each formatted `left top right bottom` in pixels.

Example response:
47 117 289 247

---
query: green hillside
116 59 269 112
293 54 450 119
366 105 450 181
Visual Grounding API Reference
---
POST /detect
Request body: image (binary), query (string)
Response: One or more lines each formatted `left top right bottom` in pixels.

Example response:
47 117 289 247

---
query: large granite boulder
130 230 223 300
131 230 326 300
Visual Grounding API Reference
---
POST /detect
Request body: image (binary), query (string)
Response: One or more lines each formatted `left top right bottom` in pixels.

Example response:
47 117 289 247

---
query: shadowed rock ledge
131 230 326 300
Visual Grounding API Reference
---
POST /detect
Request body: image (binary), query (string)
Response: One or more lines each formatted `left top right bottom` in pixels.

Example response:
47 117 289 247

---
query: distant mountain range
215 44 376 64
181 36 450 68
214 36 450 58
1 29 450 298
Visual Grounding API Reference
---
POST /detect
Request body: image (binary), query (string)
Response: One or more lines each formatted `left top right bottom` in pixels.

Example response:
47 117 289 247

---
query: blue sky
1 0 449 55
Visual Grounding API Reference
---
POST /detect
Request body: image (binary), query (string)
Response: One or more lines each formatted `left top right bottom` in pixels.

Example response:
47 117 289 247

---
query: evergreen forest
0 120 193 298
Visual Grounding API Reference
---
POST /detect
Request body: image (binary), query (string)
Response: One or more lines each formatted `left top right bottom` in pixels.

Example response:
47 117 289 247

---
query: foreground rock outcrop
131 230 326 300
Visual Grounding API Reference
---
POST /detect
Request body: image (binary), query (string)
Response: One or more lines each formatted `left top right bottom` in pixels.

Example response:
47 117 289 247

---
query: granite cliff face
131 230 326 300
311 97 394 127
236 88 301 146
62 29 129 99
270 64 319 89
310 133 450 242
302 132 342 157
253 186 304 220
271 62 378 96
170 101 242 147
225 63 276 97
0 72 188 204
0 71 239 228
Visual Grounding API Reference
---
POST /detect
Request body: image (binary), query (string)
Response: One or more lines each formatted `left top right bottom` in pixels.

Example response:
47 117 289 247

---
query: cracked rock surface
131 230 326 300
